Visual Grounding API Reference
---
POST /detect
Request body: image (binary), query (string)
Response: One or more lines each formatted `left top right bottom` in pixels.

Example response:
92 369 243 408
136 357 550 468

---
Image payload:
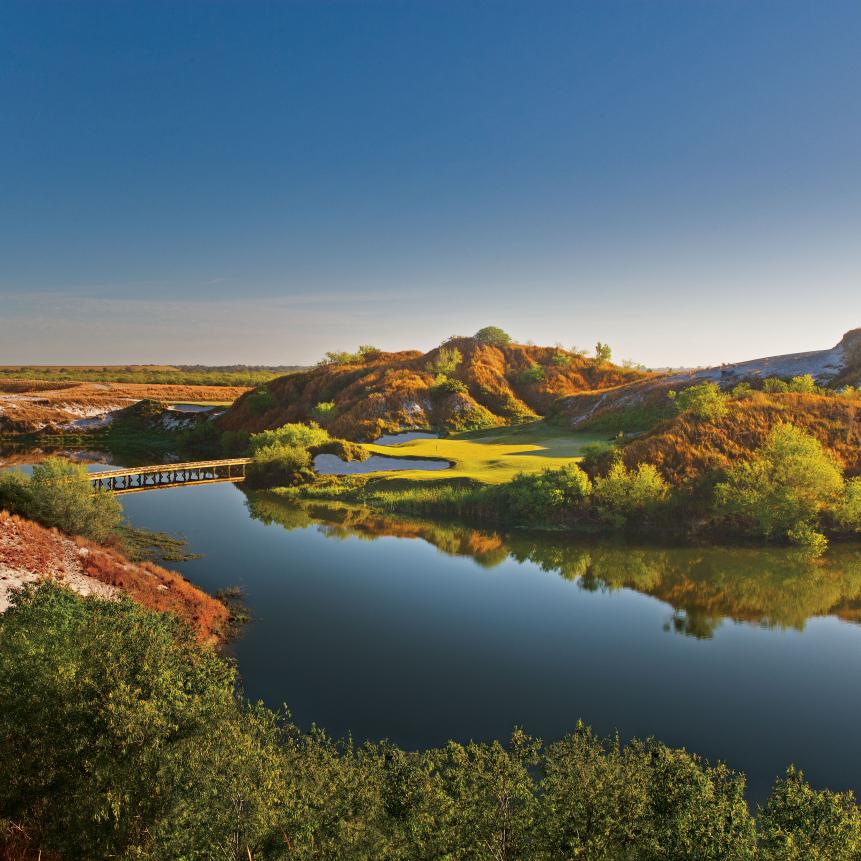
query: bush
430 375 468 397
248 421 331 454
551 351 572 366
426 345 462 376
474 326 512 347
579 440 616 472
757 766 861 860
594 342 612 367
246 443 312 488
246 386 275 415
0 459 122 542
788 374 817 393
593 458 669 528
763 377 790 393
668 382 728 421
490 464 592 525
834 477 861 533
714 424 844 550
312 400 337 421
518 363 545 384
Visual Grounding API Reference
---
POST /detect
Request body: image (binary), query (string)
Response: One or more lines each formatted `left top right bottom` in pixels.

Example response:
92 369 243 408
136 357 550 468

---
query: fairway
359 422 607 485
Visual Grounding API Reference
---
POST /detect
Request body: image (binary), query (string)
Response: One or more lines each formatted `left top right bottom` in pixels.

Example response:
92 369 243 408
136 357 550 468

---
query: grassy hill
217 337 652 440
605 390 861 486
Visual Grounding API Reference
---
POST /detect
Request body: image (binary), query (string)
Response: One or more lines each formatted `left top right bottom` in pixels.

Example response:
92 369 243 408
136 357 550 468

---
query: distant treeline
0 364 306 387
2 584 859 860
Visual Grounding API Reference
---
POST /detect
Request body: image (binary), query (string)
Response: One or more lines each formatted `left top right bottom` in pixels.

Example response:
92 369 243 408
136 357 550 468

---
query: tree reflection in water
245 490 861 639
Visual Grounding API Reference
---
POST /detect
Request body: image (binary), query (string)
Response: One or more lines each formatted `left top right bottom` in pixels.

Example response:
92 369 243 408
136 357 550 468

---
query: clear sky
1 1 859 367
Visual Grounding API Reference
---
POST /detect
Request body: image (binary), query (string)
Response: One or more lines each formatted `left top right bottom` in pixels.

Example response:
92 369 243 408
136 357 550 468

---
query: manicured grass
359 421 607 486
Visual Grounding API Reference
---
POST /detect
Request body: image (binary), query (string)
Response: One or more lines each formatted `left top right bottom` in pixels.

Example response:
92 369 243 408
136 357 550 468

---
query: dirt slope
217 338 652 440
0 511 228 642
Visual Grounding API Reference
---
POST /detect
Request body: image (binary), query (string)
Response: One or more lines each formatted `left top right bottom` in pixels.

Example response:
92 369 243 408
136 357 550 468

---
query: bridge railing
89 458 252 494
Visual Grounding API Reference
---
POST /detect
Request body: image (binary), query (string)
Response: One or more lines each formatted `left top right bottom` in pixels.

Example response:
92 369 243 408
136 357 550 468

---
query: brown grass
0 511 228 642
217 339 653 440
614 392 861 484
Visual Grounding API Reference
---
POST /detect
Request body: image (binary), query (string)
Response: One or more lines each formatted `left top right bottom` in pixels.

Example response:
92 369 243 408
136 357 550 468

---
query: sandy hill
216 338 653 440
556 328 861 430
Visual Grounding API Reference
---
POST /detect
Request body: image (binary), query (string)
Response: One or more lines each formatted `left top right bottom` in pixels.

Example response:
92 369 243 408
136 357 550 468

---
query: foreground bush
0 458 122 541
2 585 854 860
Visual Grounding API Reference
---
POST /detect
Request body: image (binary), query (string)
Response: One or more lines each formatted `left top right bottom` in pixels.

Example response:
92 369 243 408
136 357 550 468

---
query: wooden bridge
89 458 252 494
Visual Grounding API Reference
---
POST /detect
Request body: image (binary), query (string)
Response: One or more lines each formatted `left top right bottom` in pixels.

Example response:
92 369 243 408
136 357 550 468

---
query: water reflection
246 492 861 638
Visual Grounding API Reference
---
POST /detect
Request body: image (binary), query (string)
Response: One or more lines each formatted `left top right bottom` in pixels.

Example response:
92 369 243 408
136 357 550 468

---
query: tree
714 424 844 550
474 326 512 347
758 766 861 860
594 342 612 367
0 458 122 542
668 382 728 421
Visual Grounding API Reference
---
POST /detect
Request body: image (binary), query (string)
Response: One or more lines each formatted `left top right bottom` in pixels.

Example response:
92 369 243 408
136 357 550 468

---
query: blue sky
1 1 859 366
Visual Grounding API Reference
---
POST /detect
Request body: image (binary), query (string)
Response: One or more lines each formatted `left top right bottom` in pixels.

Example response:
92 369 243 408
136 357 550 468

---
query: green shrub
0 470 35 519
593 458 669 528
0 459 122 542
246 386 275 415
538 724 651 859
474 326 512 347
248 421 331 453
247 443 312 488
594 342 612 367
430 375 468 396
834 477 861 533
551 351 572 366
714 424 843 550
426 345 463 376
490 464 592 525
763 377 790 393
579 440 616 471
668 382 728 421
757 766 861 860
731 381 755 399
788 374 817 393
518 363 545 384
312 400 337 421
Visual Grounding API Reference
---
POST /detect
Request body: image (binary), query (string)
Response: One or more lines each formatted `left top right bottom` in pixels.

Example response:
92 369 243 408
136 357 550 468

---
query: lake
110 479 861 803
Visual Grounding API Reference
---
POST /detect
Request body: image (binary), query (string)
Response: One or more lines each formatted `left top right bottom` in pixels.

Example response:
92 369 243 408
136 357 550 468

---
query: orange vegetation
614 392 861 485
218 338 652 440
0 511 228 642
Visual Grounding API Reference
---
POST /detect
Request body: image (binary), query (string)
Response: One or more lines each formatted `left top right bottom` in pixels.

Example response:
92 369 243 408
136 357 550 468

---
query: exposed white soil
0 516 117 612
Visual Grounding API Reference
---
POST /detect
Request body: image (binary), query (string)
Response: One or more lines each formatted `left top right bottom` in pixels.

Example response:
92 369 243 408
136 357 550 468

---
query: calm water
111 481 861 802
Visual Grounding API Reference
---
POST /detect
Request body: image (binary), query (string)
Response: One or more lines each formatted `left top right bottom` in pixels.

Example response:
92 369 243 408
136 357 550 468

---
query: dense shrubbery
246 386 276 415
489 464 592 524
3 585 858 861
0 458 122 541
715 424 854 550
592 459 670 528
247 423 368 489
669 381 728 421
